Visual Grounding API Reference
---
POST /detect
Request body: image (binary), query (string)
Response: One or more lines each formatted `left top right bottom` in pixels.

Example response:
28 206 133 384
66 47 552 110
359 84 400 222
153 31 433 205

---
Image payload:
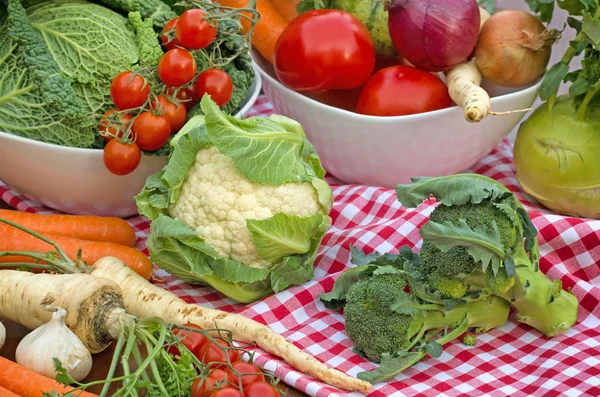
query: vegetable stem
577 84 600 120
99 328 127 397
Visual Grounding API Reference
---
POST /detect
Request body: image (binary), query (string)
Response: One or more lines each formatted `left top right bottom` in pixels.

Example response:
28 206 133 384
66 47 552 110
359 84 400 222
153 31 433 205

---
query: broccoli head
343 272 510 363
396 174 579 338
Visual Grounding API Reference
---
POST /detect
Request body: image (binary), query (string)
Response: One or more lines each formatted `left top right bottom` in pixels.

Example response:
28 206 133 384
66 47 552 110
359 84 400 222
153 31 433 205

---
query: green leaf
319 265 379 310
210 256 270 283
569 77 591 96
350 245 381 266
583 13 600 48
517 207 538 252
420 219 505 272
297 0 332 13
201 96 307 185
425 340 442 358
270 255 313 293
52 358 76 386
396 174 512 208
247 213 324 263
357 351 425 383
540 62 570 100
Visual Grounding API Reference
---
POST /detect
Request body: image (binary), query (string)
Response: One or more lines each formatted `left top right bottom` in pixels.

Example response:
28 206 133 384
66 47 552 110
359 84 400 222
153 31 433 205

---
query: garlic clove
16 305 92 382
0 321 5 350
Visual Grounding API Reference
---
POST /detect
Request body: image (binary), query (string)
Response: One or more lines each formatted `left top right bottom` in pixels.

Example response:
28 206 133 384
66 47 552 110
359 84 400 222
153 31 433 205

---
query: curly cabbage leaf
136 97 333 303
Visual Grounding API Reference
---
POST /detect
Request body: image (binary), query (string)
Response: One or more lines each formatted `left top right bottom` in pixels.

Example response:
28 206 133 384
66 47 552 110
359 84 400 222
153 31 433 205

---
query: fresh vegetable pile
513 0 600 219
0 0 257 173
319 173 579 383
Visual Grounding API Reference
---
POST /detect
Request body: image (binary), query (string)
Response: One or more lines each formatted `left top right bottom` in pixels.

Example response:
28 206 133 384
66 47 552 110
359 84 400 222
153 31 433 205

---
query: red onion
386 0 480 72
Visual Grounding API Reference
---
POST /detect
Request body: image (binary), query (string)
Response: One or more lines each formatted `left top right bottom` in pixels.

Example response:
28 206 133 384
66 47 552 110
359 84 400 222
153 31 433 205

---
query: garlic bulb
16 305 92 382
0 321 5 349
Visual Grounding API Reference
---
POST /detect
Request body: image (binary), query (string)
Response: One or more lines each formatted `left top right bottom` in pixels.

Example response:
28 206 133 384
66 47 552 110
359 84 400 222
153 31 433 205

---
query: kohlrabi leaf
420 219 505 272
357 351 424 383
247 213 324 263
201 96 307 185
270 255 314 293
396 175 512 208
319 265 379 310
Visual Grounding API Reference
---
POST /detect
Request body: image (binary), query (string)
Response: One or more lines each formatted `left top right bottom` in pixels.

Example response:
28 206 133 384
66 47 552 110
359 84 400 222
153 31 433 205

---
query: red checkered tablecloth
1 95 599 397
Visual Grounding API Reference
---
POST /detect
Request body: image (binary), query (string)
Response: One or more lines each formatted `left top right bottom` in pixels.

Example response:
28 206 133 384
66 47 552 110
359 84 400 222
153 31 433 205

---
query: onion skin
475 10 558 88
514 96 600 219
386 0 480 72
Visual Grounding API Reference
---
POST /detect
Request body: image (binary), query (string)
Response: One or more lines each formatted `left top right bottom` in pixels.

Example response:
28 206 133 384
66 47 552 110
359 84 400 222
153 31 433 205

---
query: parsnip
0 271 128 354
90 257 372 393
446 7 492 122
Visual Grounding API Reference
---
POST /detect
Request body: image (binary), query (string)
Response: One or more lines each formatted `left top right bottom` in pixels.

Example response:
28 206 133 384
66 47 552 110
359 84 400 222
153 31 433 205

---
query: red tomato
168 324 208 358
159 49 198 87
191 369 230 397
165 85 199 111
103 140 141 176
208 388 243 397
132 112 171 151
176 9 217 50
110 71 150 110
151 95 187 133
195 69 233 107
161 18 181 51
224 361 265 389
243 382 280 397
356 66 453 116
274 10 375 93
99 110 133 141
198 339 241 368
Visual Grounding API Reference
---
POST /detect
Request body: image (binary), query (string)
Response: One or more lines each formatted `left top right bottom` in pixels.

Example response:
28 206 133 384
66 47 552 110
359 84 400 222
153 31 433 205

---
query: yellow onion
475 10 559 88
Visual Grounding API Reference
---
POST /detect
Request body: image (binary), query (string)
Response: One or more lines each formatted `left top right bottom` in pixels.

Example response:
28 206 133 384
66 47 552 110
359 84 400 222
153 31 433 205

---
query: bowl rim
251 51 542 123
0 67 263 155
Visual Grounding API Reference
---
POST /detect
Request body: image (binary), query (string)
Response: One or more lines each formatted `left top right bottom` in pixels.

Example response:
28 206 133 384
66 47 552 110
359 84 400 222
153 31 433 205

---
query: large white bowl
252 50 541 188
0 70 262 217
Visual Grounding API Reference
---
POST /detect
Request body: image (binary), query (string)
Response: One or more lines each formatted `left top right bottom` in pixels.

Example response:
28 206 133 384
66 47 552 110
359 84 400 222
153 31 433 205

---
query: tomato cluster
273 10 453 117
170 324 280 397
101 9 234 176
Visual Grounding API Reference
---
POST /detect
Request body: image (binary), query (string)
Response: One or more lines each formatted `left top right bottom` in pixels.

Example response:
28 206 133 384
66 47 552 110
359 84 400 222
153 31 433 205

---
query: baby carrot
254 0 288 64
0 357 98 397
0 210 137 247
270 0 299 22
0 385 21 397
0 227 153 280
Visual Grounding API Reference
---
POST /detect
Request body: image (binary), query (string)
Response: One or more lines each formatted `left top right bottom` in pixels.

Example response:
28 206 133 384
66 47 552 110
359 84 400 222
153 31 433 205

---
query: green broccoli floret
343 273 510 363
396 174 580 338
462 334 476 346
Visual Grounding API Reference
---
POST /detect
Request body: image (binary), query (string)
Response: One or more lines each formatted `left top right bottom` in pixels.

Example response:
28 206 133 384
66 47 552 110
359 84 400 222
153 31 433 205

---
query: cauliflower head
169 146 323 268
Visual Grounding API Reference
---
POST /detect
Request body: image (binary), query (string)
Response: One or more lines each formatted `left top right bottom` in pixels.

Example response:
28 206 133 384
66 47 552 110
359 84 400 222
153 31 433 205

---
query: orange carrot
0 385 22 397
0 210 137 247
253 0 288 64
270 0 299 22
0 357 97 397
0 227 153 280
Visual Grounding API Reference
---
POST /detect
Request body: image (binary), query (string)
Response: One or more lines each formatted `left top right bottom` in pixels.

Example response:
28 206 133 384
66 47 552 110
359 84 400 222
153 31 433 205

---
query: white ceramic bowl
252 50 541 188
0 70 262 217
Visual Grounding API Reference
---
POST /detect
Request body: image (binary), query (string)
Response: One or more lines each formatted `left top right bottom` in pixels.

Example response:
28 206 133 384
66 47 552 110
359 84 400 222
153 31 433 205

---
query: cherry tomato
159 49 198 87
168 324 208 358
176 9 217 50
224 361 265 389
195 69 233 107
274 10 375 93
191 369 230 397
151 95 187 133
165 85 199 111
103 140 141 176
132 112 171 151
110 71 150 110
356 66 453 117
198 339 241 368
161 18 181 51
99 110 133 141
243 382 280 397
208 388 243 397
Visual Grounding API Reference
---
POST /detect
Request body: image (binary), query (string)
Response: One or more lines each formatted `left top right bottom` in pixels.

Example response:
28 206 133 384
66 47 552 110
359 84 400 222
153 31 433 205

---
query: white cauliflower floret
168 146 322 269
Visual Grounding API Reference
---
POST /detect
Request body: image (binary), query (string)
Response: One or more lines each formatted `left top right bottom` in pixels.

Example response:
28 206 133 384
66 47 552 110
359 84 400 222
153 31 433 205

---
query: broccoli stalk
396 174 579 338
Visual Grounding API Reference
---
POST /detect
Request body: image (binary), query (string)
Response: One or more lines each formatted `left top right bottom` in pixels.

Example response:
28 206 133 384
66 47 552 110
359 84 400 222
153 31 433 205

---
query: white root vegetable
446 7 492 122
0 321 5 349
0 271 128 354
90 256 373 393
16 304 92 381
